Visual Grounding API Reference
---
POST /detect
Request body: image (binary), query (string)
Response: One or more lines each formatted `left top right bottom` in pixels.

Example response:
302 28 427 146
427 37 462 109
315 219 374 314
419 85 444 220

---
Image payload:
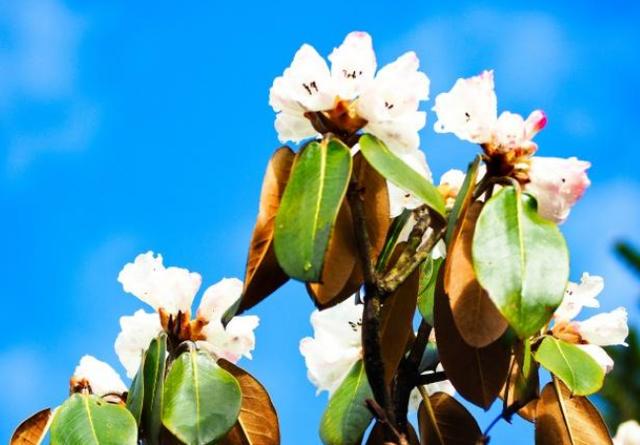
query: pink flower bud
525 156 591 224
525 109 547 139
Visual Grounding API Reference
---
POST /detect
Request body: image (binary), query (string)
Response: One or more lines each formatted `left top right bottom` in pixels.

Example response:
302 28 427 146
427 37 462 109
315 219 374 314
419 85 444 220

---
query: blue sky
1 0 639 442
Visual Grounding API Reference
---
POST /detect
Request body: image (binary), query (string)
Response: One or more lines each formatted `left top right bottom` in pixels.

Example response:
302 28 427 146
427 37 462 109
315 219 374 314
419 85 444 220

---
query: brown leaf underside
434 271 511 409
535 381 612 445
10 408 52 445
444 201 507 347
240 147 296 312
366 421 420 444
218 360 280 445
418 392 483 445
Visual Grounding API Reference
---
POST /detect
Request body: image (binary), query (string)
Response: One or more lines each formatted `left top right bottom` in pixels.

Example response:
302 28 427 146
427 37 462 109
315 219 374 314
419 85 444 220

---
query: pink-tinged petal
525 109 547 139
363 111 426 154
494 111 527 150
432 70 498 144
329 31 377 99
525 156 591 224
200 315 260 364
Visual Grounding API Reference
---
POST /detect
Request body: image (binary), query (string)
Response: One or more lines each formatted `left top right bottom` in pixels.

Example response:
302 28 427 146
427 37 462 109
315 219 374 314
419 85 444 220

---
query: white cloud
0 0 98 177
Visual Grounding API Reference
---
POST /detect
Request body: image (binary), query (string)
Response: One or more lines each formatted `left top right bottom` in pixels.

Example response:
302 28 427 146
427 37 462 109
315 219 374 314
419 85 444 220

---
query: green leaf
125 353 145 424
50 394 137 445
472 186 569 337
319 360 373 445
142 334 167 445
358 134 446 217
445 155 481 244
274 137 352 282
533 336 605 396
162 349 242 445
417 257 443 325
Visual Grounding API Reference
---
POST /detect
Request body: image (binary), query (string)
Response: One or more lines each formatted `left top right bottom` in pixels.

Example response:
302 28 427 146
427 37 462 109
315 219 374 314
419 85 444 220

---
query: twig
417 371 448 386
379 225 446 294
347 180 396 439
365 399 409 445
393 320 432 432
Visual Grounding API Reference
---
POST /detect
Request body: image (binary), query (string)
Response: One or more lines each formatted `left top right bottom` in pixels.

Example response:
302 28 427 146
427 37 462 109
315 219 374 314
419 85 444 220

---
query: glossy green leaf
50 394 137 445
319 360 373 445
358 134 446 217
445 155 481 244
162 349 241 445
141 334 167 445
417 257 443 325
472 186 569 337
274 137 352 282
533 336 605 396
125 353 145 424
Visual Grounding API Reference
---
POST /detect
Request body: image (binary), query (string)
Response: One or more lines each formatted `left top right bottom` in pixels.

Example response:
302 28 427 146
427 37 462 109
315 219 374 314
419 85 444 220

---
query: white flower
432 70 545 152
554 273 603 322
73 355 127 397
115 309 163 378
299 297 363 396
432 70 497 144
551 274 628 374
115 253 259 378
614 420 640 445
388 149 433 218
356 51 429 153
439 169 466 195
525 156 591 224
269 32 429 152
118 251 202 315
299 296 454 404
576 307 629 347
576 344 615 374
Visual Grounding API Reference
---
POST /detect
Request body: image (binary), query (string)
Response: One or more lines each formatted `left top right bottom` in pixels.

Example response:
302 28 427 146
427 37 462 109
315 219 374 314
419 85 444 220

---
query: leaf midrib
82 396 100 445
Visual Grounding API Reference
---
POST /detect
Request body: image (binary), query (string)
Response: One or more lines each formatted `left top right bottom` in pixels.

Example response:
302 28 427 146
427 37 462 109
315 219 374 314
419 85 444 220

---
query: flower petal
197 277 243 322
114 309 163 378
199 315 260 363
576 344 615 374
364 111 426 154
525 156 591 224
274 112 318 144
494 111 527 150
118 251 202 314
270 43 335 113
299 297 364 395
432 70 497 144
329 31 376 100
73 355 128 396
387 149 433 217
577 307 629 347
554 272 603 322
613 419 640 445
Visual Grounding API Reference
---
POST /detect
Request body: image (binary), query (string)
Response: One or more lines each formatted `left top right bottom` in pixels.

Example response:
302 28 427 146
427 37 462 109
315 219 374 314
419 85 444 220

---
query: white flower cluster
270 32 435 218
69 251 260 395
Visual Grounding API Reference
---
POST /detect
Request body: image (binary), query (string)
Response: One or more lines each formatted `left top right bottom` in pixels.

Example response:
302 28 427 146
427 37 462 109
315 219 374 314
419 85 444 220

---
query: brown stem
347 180 397 439
393 320 432 432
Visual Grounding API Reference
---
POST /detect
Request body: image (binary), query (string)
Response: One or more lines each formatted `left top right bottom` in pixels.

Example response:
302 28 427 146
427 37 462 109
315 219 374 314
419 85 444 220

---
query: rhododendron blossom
115 252 259 378
388 149 433 217
71 355 127 397
525 156 591 224
552 273 628 373
432 70 546 154
270 32 429 153
300 297 454 402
